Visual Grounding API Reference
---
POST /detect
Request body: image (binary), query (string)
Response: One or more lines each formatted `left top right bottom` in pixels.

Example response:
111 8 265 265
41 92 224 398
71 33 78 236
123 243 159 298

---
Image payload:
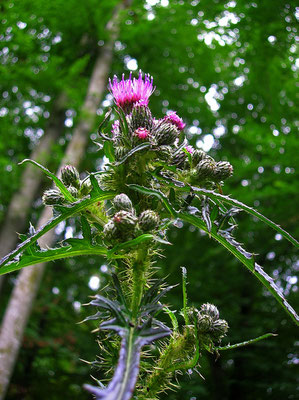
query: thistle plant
1 71 298 400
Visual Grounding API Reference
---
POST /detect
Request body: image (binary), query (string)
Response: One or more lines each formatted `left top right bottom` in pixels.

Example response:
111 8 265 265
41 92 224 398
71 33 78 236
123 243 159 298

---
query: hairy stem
141 329 197 398
131 246 149 321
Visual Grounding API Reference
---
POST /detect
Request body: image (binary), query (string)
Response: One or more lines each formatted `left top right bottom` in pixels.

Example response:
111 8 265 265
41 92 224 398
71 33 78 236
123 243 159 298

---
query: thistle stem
141 329 197 398
131 246 149 321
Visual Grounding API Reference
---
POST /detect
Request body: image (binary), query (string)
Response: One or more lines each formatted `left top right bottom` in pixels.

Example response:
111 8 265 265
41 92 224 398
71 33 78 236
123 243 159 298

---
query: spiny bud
211 319 229 340
200 303 219 321
163 111 185 131
103 220 118 241
197 314 213 334
153 120 180 145
61 165 80 188
67 185 79 198
171 151 188 169
195 159 217 180
42 189 64 206
214 161 233 181
138 210 160 232
130 104 153 131
113 210 137 232
156 145 172 161
192 149 207 165
80 180 92 196
113 193 133 212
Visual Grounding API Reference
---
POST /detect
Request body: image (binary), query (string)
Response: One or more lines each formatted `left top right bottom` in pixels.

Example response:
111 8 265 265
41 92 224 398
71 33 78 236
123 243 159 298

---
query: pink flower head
134 127 149 140
185 145 194 154
109 71 155 112
164 111 186 131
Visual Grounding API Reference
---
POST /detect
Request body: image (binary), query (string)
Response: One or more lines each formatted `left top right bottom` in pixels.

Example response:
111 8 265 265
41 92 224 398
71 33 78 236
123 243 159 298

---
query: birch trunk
0 2 125 397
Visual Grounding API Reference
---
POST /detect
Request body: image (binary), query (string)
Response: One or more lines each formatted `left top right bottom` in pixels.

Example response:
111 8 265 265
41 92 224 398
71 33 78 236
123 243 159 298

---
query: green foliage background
0 0 298 399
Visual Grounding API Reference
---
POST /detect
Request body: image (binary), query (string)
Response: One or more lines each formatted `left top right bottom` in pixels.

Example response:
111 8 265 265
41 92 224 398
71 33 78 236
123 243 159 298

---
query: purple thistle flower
164 111 186 131
109 71 155 113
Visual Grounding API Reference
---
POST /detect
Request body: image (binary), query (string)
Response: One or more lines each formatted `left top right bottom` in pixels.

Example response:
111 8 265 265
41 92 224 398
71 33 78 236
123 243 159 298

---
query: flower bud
61 165 80 188
197 314 213 334
130 103 153 131
200 303 219 321
42 189 64 206
214 161 233 181
171 151 188 169
156 145 172 161
163 111 185 131
113 193 133 212
113 210 137 232
192 149 207 165
103 220 118 241
195 159 216 180
152 120 180 145
211 319 229 340
67 185 79 198
138 210 160 232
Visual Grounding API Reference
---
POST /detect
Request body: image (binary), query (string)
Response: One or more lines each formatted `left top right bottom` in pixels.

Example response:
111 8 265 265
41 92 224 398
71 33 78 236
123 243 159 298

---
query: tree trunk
0 2 126 397
0 96 66 294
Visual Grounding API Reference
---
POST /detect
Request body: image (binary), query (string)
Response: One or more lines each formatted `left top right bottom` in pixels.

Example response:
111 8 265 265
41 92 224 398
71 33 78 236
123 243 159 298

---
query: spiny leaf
89 173 103 196
201 196 212 232
0 190 114 270
154 174 299 247
19 159 75 202
0 240 107 275
128 184 177 217
81 216 92 241
114 143 151 166
192 185 298 248
104 141 115 162
179 211 299 326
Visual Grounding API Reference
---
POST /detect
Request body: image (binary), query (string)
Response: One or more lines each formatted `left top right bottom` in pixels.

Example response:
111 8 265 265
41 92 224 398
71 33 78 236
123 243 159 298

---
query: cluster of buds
103 193 160 244
107 71 233 189
191 303 228 343
42 165 91 206
109 71 186 161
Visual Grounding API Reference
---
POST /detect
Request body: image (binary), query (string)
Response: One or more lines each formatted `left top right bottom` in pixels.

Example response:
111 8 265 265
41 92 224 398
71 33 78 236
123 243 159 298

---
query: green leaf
19 159 75 202
201 196 212 232
128 184 177 217
153 174 298 248
89 173 103 196
103 141 115 162
114 143 151 166
190 186 299 248
0 239 107 275
0 190 115 271
81 216 92 241
179 211 299 326
107 234 170 258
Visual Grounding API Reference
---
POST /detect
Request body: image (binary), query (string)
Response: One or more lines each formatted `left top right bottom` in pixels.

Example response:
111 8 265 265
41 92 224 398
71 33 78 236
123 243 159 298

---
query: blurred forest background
0 0 298 399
